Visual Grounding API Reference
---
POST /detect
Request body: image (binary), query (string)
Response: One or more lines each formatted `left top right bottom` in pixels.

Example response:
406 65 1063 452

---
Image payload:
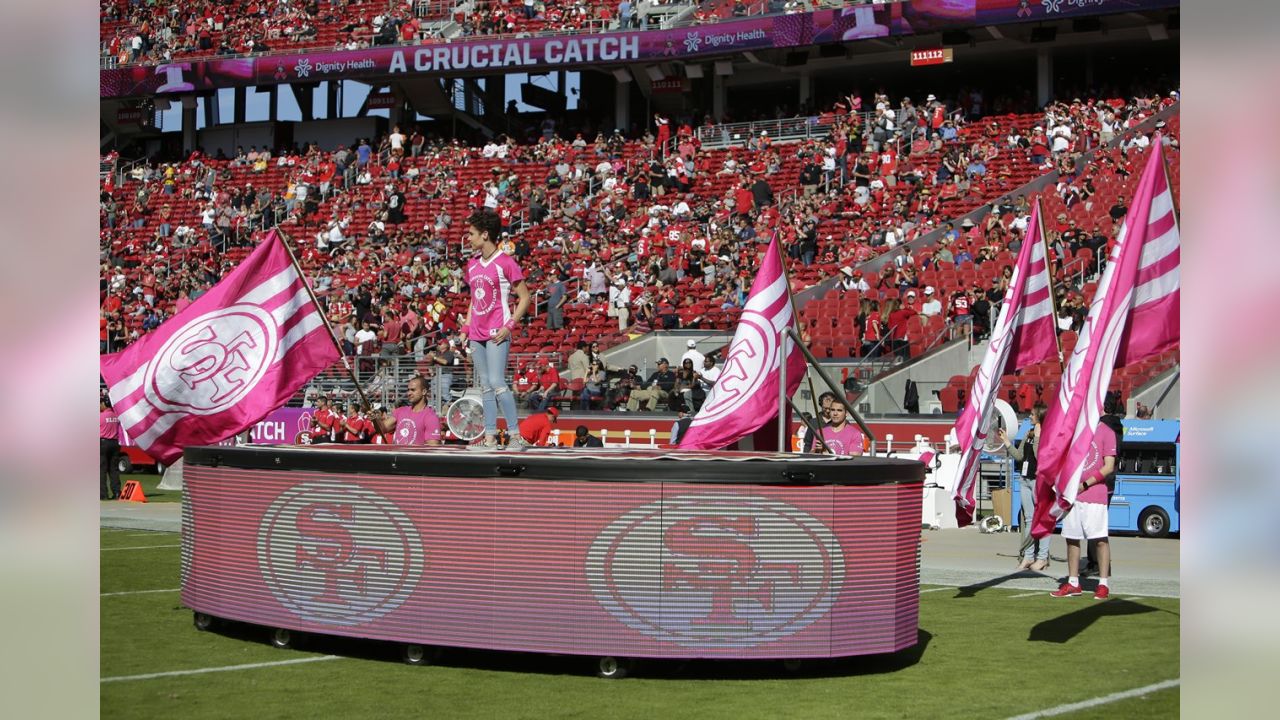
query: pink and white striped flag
952 203 1060 526
100 231 339 464
679 236 806 450
1031 141 1180 538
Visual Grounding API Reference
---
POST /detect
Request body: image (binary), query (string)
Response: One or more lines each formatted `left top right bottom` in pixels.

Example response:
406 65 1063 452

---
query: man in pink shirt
100 396 122 500
819 401 865 456
378 375 443 446
1051 422 1118 600
462 210 531 449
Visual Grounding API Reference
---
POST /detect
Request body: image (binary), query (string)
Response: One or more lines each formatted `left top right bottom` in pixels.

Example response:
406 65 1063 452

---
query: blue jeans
470 339 519 436
1020 476 1050 560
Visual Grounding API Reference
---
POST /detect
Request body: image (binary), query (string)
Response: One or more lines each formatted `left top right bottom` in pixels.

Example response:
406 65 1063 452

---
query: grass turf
100 528 1179 719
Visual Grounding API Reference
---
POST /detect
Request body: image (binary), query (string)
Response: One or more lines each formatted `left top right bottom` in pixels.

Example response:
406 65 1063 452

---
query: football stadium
99 0 1181 716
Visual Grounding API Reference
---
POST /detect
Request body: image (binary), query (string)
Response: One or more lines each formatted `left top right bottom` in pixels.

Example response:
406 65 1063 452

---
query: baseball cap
924 286 935 296
687 339 697 348
547 407 560 418
658 357 669 364
840 266 854 277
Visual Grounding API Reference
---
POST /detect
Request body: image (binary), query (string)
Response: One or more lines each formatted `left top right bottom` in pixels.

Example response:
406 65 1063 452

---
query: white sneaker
508 436 534 451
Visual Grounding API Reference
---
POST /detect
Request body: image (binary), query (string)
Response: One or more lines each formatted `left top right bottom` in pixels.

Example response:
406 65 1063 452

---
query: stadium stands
100 89 1178 409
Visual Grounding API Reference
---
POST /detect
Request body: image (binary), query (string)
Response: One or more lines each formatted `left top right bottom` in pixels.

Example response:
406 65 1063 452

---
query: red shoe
1051 582 1083 598
1093 585 1111 601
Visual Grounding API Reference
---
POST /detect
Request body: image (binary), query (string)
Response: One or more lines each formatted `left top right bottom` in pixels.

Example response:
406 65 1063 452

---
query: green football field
100 526 1179 719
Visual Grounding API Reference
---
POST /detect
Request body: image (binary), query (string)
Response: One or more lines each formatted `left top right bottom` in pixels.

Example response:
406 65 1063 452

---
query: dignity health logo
586 495 845 648
1042 0 1106 14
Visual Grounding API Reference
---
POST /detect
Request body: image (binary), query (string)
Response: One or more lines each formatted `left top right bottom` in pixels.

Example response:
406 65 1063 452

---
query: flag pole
275 228 377 414
772 237 827 453
1035 198 1066 371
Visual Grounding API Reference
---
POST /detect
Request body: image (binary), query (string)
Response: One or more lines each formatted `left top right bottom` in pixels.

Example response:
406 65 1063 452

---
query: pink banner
100 231 339 464
679 236 806 451
1031 141 1180 538
100 1 1178 98
952 203 1059 526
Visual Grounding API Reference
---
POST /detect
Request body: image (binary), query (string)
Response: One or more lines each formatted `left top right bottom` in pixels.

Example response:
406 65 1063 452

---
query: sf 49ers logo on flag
145 305 279 415
694 312 779 425
586 495 844 647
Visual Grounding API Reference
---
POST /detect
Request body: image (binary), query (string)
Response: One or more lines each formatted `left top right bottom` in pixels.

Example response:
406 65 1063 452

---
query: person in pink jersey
1051 418 1118 601
462 210 531 449
378 375 443 446
819 401 865 456
100 396 122 499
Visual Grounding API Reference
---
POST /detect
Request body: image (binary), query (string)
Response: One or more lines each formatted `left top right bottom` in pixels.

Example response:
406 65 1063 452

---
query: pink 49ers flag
1031 140 1180 538
952 203 1059 526
679 236 806 450
100 230 339 464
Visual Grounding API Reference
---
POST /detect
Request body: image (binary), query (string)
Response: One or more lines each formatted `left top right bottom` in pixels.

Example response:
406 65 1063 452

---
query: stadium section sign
101 0 1179 99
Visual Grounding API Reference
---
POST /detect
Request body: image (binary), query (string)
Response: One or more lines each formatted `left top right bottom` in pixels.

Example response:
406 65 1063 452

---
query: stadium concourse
100 86 1179 413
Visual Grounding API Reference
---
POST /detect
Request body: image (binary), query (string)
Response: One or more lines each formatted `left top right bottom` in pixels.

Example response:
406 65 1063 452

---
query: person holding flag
461 209 531 450
1032 141 1179 600
377 375 442 446
820 400 865 456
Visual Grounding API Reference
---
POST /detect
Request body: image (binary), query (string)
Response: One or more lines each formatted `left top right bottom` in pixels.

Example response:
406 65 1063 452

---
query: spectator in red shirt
950 289 973 339
341 401 372 444
513 361 539 408
517 407 559 447
310 396 337 443
527 360 562 412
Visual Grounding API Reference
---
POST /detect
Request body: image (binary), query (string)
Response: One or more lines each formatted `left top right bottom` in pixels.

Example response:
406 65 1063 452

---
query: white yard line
101 656 341 683
919 586 955 594
1009 591 1045 598
1004 678 1180 719
102 544 181 551
101 588 180 597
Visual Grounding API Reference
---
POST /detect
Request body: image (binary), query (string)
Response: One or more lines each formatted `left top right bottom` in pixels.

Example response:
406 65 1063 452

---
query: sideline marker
119 480 147 503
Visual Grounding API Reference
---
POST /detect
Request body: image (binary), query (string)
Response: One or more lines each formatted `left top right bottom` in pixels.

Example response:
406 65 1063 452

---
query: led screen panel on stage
181 448 923 659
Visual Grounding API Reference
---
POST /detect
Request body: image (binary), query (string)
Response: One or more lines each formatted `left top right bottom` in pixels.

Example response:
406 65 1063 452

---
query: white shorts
1061 501 1109 540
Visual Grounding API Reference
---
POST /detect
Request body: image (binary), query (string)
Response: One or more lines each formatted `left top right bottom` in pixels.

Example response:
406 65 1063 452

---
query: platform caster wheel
596 656 632 679
401 644 438 666
269 628 297 649
193 612 216 632
782 659 804 674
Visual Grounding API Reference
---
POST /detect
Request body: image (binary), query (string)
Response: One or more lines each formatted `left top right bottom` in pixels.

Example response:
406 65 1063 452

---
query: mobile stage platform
181 445 924 676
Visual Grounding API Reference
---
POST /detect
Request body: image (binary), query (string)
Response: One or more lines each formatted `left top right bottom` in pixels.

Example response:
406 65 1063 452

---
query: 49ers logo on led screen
586 495 844 647
257 482 424 626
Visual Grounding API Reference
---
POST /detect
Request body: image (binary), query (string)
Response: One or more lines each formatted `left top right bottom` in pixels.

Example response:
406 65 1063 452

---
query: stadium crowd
101 85 1178 411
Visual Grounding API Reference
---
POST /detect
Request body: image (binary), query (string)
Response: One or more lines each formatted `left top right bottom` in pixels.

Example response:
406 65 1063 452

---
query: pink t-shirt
100 408 121 440
392 405 442 445
1076 423 1118 504
821 423 865 456
465 252 524 342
